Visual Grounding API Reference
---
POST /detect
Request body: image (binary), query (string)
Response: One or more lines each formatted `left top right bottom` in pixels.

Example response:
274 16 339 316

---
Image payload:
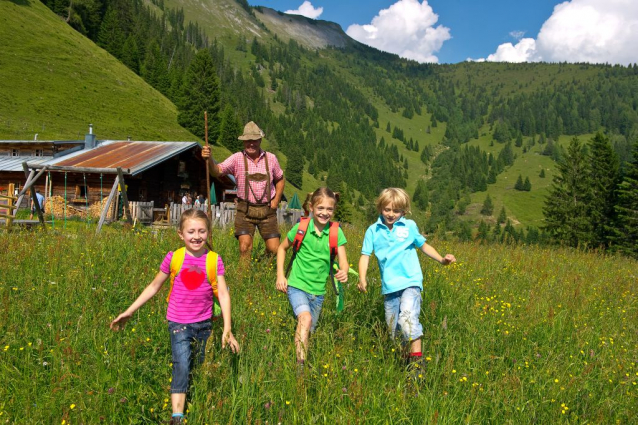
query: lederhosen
237 152 271 221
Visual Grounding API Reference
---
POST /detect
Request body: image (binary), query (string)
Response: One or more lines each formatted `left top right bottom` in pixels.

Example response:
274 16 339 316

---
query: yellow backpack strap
167 247 186 302
206 251 222 318
205 251 219 296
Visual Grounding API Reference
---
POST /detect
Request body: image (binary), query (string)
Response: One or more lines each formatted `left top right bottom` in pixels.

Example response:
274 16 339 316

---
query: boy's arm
276 238 292 293
110 271 169 330
358 254 370 292
216 275 240 353
419 242 456 265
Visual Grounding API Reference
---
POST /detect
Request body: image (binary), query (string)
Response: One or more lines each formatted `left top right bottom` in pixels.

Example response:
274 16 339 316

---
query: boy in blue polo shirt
358 188 455 375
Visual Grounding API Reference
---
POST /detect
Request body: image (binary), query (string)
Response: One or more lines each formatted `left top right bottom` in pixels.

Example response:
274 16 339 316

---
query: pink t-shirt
160 250 225 324
219 150 283 203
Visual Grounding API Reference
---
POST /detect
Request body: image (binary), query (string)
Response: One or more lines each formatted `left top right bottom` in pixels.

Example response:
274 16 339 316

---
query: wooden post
204 111 213 228
0 183 16 228
22 162 45 227
11 169 35 223
116 168 133 225
96 177 120 234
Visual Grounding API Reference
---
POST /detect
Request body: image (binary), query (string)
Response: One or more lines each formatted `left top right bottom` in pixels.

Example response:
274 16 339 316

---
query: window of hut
75 184 88 200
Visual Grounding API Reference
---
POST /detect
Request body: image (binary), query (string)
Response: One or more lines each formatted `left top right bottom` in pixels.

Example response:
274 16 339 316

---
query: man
29 189 45 220
202 121 285 259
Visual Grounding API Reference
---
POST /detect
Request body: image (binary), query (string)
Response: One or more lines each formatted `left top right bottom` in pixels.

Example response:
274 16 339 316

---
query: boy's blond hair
375 188 411 215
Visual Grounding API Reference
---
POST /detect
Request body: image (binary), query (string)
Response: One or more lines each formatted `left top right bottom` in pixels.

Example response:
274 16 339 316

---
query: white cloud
509 30 525 40
285 1 323 20
346 0 451 63
482 0 638 64
487 38 539 62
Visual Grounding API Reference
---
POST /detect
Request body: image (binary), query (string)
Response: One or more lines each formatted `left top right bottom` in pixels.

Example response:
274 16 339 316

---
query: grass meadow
0 223 636 424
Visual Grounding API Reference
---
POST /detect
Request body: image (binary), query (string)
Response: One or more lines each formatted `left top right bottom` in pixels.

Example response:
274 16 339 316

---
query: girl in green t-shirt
276 187 349 371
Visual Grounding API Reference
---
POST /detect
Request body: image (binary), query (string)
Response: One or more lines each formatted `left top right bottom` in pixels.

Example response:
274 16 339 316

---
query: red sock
410 352 422 357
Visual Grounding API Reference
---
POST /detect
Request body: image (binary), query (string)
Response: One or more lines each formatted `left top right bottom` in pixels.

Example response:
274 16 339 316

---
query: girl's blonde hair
179 208 213 251
309 187 338 208
375 188 411 215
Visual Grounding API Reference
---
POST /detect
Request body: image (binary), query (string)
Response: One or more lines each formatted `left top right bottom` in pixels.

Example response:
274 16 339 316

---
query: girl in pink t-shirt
110 209 239 424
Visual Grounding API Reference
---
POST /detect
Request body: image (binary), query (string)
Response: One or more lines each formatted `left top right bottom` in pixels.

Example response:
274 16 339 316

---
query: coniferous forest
40 0 638 257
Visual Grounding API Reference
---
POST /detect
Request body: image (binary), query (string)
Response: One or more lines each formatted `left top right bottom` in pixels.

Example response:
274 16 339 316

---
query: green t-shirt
287 220 347 295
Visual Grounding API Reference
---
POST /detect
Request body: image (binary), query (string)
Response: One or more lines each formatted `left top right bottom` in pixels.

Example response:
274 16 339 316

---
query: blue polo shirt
361 216 426 295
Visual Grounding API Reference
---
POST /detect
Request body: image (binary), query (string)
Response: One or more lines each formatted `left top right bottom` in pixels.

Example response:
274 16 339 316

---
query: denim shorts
384 286 423 342
287 286 325 332
168 320 212 394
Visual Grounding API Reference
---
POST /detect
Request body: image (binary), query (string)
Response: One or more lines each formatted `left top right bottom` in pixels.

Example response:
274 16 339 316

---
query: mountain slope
0 0 195 141
254 7 351 49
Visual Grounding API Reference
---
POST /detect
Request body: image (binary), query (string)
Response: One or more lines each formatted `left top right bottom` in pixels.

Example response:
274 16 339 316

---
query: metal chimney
84 124 96 149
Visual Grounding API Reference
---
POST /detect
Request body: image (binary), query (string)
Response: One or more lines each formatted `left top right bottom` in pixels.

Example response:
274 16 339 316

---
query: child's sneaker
169 415 185 425
406 356 426 380
296 360 306 378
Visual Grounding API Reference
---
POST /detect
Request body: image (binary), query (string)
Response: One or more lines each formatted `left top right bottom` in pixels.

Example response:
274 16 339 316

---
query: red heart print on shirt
180 264 205 290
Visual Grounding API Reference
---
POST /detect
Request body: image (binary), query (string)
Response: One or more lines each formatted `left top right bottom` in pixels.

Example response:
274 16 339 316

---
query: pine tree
97 7 125 59
285 146 304 189
487 167 497 184
141 41 170 95
178 50 221 140
543 137 593 247
588 133 620 247
334 183 354 223
413 180 429 210
386 122 391 132
121 35 140 74
477 221 489 243
480 194 494 216
498 206 507 224
514 175 524 190
523 177 531 191
539 169 546 178
217 105 243 152
612 139 638 257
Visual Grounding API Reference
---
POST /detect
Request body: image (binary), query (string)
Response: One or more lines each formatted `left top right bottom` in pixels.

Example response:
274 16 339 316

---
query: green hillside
4 0 637 244
0 0 195 141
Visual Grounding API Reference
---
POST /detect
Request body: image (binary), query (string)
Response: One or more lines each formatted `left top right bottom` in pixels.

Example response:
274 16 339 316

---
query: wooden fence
163 202 303 228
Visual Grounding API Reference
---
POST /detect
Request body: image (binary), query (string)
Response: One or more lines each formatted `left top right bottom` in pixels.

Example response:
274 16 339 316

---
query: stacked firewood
88 198 116 219
43 196 87 218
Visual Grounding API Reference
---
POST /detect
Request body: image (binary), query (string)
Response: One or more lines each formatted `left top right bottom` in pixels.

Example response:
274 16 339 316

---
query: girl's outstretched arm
216 275 240 353
276 238 291 293
110 271 169 331
334 245 349 283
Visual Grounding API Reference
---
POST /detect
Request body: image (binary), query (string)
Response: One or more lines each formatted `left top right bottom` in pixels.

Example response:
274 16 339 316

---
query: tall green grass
0 224 636 423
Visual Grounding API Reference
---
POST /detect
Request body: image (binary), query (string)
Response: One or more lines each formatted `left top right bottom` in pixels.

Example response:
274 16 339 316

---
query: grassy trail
0 224 636 423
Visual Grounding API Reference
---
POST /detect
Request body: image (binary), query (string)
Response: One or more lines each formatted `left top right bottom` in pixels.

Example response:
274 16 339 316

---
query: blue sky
248 0 638 65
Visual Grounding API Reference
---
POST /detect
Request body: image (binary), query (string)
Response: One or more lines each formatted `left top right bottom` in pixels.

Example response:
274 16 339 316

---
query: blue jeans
384 287 423 342
168 320 212 393
287 286 325 332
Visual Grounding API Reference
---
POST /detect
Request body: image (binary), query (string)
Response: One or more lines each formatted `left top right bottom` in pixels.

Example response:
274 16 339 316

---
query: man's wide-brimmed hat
238 121 265 141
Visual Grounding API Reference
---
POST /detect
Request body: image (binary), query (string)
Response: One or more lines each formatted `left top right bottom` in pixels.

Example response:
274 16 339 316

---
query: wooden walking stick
204 111 213 221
